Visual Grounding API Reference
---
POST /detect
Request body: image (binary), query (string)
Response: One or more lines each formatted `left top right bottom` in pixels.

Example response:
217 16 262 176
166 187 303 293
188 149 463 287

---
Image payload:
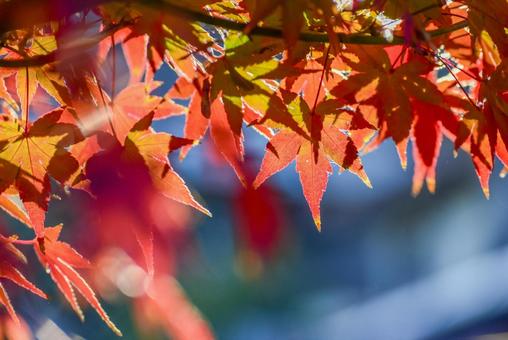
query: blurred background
5 58 508 340
169 130 508 340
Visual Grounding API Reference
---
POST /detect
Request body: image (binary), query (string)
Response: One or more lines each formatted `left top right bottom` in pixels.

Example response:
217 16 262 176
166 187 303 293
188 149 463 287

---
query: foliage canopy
0 0 505 337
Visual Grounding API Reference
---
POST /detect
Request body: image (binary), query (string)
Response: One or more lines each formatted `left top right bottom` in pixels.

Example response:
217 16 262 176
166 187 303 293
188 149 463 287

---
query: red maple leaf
0 237 46 324
254 91 371 230
35 225 122 336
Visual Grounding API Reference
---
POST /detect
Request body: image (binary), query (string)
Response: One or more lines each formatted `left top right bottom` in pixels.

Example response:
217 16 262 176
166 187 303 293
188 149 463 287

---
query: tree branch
144 1 469 45
0 24 126 68
0 0 469 68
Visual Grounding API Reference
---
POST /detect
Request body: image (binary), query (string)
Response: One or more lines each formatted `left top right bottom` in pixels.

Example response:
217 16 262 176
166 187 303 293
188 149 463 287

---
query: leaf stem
390 46 407 70
111 34 116 100
434 53 479 110
24 66 29 132
94 73 118 140
311 45 331 115
1 236 36 245
0 23 127 68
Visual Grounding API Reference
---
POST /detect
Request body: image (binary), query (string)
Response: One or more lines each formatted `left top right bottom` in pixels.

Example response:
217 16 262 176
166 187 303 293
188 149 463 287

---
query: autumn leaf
168 33 281 183
6 36 71 112
332 46 445 168
467 0 508 58
124 112 210 216
0 194 30 227
34 224 122 336
167 76 211 159
0 109 80 235
410 99 458 195
83 112 210 275
108 82 185 141
97 27 150 84
61 81 184 147
254 92 371 230
0 237 46 323
0 2 505 337
100 2 217 78
233 163 286 270
446 60 508 197
134 276 215 340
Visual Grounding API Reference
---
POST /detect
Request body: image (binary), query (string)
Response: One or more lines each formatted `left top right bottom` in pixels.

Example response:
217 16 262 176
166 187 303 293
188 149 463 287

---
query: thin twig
435 53 479 110
311 45 331 115
94 72 118 139
0 23 127 68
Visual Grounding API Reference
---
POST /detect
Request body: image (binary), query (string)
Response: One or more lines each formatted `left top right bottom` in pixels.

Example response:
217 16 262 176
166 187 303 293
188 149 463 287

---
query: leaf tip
76 309 85 322
252 177 262 190
400 159 408 171
314 217 322 232
202 207 213 218
411 183 421 197
394 140 409 171
237 172 249 188
482 187 490 200
426 179 436 194
362 175 373 189
108 322 123 337
500 168 508 178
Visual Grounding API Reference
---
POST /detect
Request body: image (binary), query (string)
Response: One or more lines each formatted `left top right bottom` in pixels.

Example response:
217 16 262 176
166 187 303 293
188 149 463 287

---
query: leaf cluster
0 0 505 337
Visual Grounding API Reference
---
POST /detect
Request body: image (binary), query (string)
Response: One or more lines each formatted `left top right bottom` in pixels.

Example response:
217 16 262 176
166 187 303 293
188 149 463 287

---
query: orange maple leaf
35 224 122 336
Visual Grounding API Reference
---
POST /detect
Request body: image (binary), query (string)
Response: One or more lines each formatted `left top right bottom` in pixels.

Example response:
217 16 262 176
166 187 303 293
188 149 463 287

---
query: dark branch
0 24 126 68
143 1 468 45
0 0 469 68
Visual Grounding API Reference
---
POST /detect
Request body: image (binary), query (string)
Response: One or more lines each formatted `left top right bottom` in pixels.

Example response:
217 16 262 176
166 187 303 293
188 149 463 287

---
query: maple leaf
168 33 281 183
254 92 371 230
448 61 508 197
83 112 210 275
107 82 185 142
100 2 217 79
0 194 30 227
168 73 273 161
124 112 210 216
3 0 508 338
233 161 286 277
97 27 151 84
331 46 445 169
167 76 211 159
121 33 150 84
0 81 18 118
0 313 33 339
278 48 340 105
466 0 508 58
332 46 466 195
60 81 184 166
410 99 458 195
3 35 72 115
210 34 288 181
0 108 80 235
34 224 122 336
0 238 46 324
134 276 214 340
